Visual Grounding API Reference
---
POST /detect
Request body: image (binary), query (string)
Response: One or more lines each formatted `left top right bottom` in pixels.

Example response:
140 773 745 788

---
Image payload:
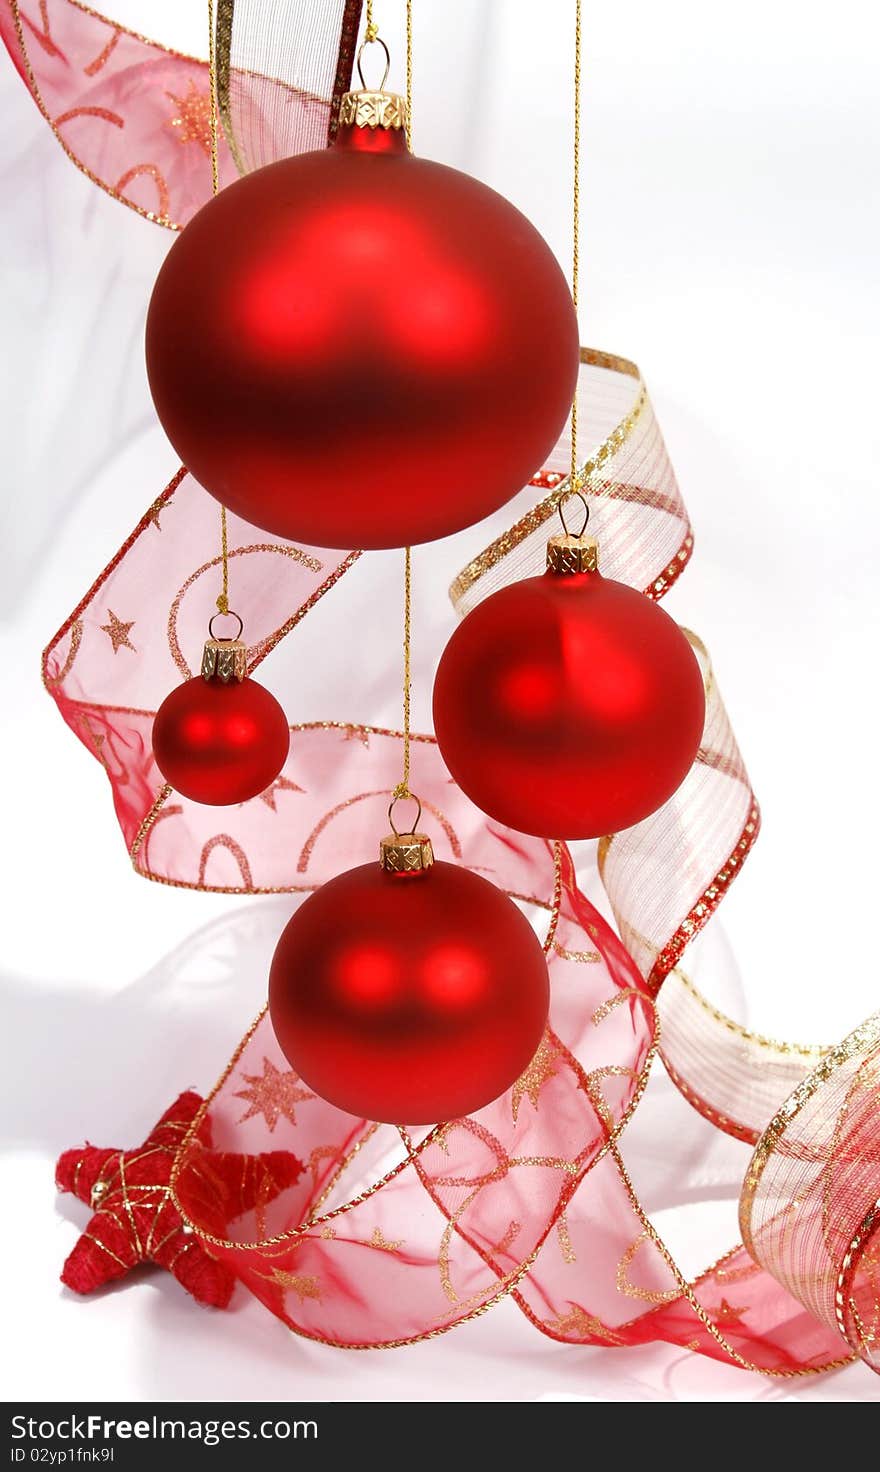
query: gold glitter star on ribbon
491 1220 521 1256
258 775 305 812
546 1304 624 1344
100 609 136 654
269 1268 322 1302
511 1034 562 1122
165 79 213 156
144 497 165 532
713 1297 750 1328
305 1144 341 1189
369 1228 403 1252
342 725 370 747
234 1058 315 1132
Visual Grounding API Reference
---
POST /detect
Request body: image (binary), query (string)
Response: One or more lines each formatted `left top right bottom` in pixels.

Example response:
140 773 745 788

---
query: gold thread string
207 0 230 617
405 0 413 150
216 505 230 615
392 2 415 805
207 0 219 197
392 545 413 802
365 0 378 43
567 0 581 501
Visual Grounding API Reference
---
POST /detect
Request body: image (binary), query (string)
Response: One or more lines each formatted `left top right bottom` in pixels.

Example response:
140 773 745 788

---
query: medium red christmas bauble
433 541 706 839
268 853 549 1124
152 673 290 806
145 109 578 549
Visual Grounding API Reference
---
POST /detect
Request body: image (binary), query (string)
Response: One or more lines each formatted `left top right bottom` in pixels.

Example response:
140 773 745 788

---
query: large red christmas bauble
152 675 290 806
433 555 706 839
268 859 549 1124
145 117 579 549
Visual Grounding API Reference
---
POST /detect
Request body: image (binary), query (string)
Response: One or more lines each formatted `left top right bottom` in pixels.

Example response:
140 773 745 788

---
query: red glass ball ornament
268 852 550 1124
152 673 290 806
145 114 579 550
433 542 706 839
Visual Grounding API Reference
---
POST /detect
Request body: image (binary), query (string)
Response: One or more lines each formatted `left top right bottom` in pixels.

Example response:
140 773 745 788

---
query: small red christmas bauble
152 673 290 806
145 109 578 550
433 543 705 839
268 854 549 1123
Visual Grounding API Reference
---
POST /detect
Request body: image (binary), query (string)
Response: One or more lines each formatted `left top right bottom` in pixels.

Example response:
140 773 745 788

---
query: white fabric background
2 0 879 1401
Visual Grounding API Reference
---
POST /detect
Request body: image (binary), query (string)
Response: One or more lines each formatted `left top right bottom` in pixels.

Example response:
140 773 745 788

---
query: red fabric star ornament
56 1090 303 1308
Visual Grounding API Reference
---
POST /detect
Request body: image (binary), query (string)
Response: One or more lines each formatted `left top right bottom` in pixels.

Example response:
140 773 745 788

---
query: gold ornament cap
546 532 599 575
339 89 407 130
380 830 434 874
201 611 247 683
340 33 407 130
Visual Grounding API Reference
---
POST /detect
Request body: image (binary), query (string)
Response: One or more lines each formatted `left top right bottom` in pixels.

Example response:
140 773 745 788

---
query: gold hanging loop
387 792 422 838
547 489 599 576
207 609 244 643
202 609 246 683
558 488 590 540
356 34 391 91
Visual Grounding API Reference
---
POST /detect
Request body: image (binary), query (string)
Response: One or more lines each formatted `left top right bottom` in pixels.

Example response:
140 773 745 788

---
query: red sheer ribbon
13 1 880 1375
1 0 360 226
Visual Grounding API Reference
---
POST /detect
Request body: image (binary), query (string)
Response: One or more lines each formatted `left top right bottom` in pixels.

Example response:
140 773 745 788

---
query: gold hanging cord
207 0 231 619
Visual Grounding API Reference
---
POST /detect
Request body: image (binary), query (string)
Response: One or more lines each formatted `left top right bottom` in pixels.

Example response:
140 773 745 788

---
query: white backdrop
2 0 879 1402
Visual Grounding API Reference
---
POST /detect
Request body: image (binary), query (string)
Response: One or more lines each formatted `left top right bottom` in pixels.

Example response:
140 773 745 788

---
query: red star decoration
56 1090 303 1308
